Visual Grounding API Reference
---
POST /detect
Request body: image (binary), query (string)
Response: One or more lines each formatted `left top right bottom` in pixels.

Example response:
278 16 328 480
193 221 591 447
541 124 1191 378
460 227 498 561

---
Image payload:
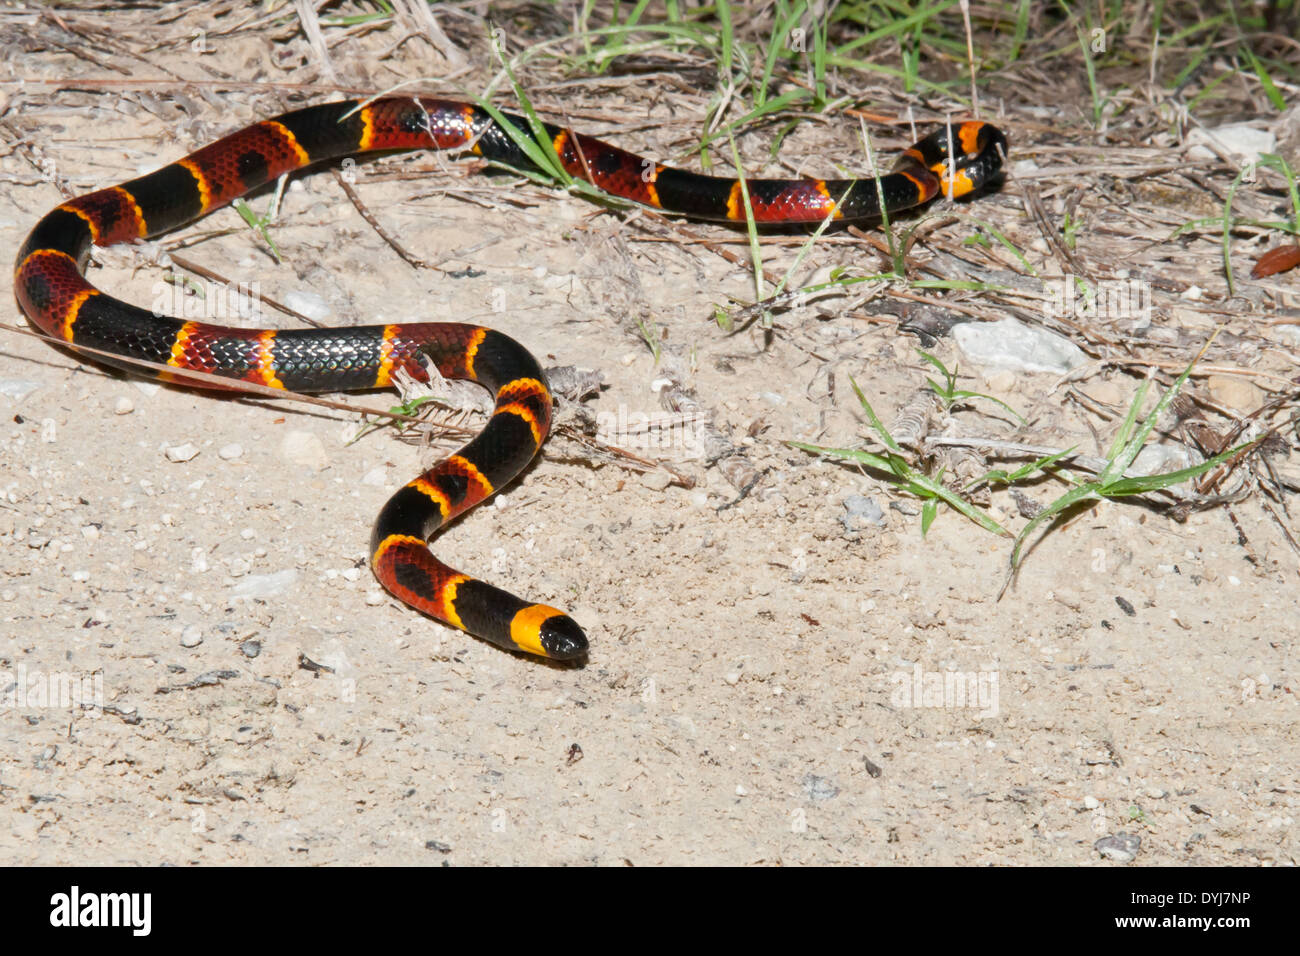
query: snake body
14 97 1007 660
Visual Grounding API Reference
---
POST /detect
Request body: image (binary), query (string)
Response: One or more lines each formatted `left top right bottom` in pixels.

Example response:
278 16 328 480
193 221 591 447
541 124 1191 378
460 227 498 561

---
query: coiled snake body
14 97 1007 660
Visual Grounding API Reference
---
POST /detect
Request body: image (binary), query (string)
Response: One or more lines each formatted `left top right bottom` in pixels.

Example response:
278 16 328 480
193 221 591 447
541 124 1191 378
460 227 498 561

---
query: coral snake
14 97 1007 661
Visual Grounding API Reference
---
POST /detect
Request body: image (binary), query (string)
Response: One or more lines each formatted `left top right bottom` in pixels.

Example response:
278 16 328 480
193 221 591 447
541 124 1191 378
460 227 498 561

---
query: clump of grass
1002 350 1250 591
791 347 1251 582
789 374 1013 538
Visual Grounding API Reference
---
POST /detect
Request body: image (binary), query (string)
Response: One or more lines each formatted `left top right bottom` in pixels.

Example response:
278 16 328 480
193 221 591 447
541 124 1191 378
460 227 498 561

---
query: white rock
281 430 328 471
1186 124 1276 163
218 443 244 460
983 369 1017 394
1274 324 1300 346
1094 833 1140 863
230 569 298 600
283 290 332 321
180 625 203 648
953 318 1087 374
165 442 200 463
0 379 41 401
640 470 673 491
1130 442 1203 479
113 396 134 415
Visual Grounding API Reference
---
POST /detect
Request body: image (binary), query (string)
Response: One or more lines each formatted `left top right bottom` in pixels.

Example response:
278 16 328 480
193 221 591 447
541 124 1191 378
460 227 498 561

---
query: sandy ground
1 12 1296 866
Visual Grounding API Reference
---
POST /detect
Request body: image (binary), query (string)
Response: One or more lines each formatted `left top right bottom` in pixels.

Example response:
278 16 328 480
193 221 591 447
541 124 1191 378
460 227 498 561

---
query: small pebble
983 369 1016 394
165 442 200 463
1185 123 1276 163
283 289 331 321
724 671 741 686
1206 374 1261 412
240 640 261 659
218 443 244 460
640 470 673 491
180 625 203 648
801 774 840 802
113 397 134 415
842 494 886 531
953 317 1087 374
365 589 387 606
230 569 298 600
0 379 41 401
1094 832 1141 863
281 430 328 471
1130 442 1201 479
1084 795 1101 810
